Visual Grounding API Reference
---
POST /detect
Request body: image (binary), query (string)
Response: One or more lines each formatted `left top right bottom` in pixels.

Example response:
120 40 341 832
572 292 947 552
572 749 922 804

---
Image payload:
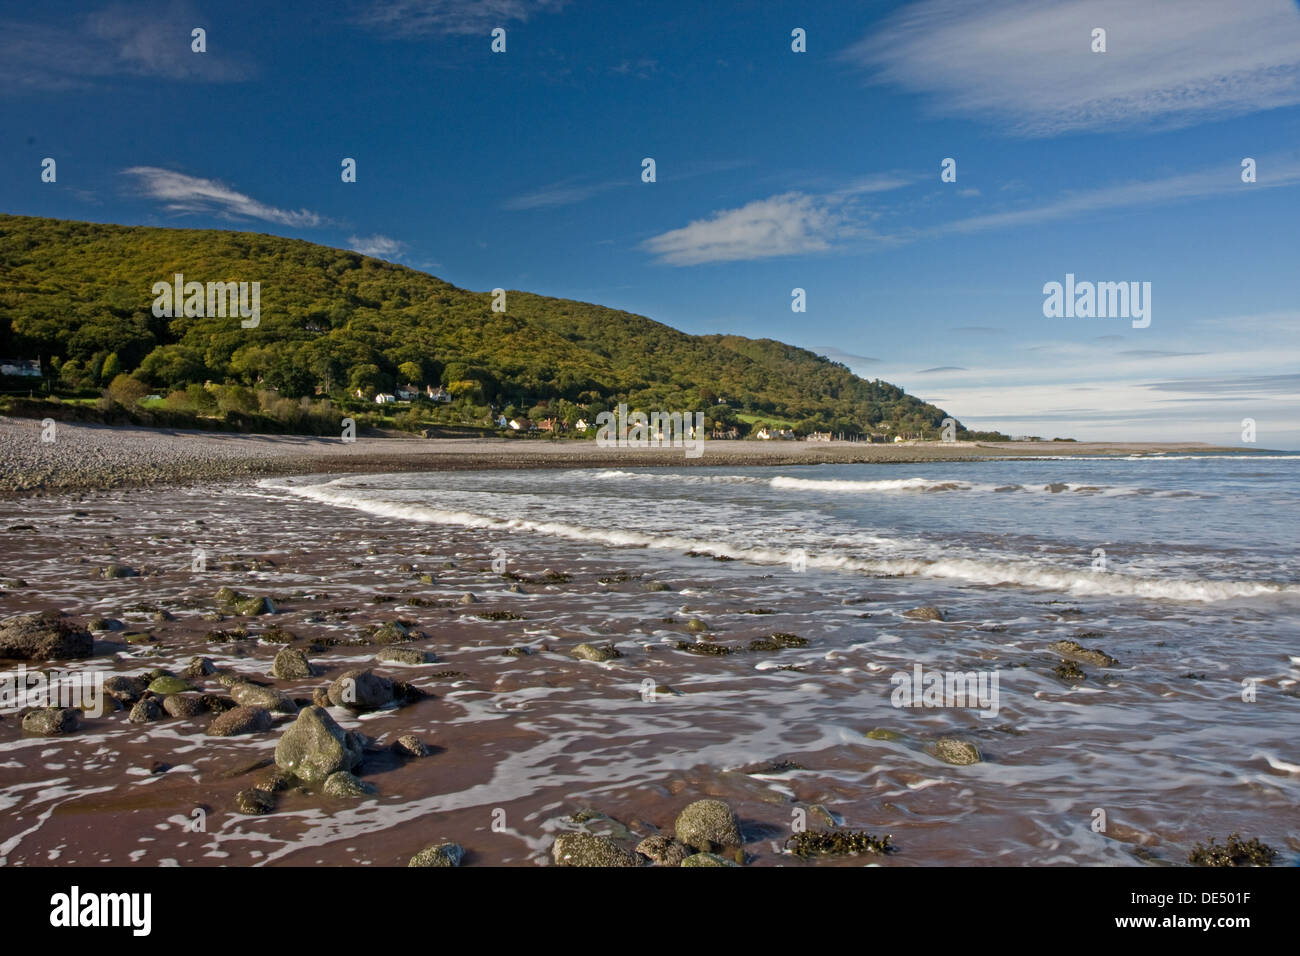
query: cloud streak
123 167 326 228
357 0 568 37
845 0 1300 136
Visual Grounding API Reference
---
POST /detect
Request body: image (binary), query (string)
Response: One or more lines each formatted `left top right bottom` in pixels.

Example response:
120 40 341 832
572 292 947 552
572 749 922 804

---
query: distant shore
0 415 1267 495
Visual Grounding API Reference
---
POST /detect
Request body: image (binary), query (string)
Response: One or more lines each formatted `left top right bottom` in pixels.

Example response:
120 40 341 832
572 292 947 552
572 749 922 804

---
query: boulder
674 799 743 851
934 736 982 765
327 668 395 711
128 697 163 723
635 835 690 866
375 646 433 666
571 642 621 663
162 694 208 718
0 612 93 660
681 852 740 867
322 770 377 797
230 682 297 714
274 705 363 784
904 606 945 622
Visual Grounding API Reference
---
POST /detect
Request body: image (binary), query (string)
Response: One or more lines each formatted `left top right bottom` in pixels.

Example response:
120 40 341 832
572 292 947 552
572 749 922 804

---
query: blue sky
3 0 1300 446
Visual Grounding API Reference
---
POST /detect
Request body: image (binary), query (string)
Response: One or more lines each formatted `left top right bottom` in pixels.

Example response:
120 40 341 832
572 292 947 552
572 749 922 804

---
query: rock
147 676 191 695
185 657 217 678
1052 659 1087 682
685 617 708 633
123 632 154 645
87 617 122 632
98 564 138 579
235 788 276 815
162 694 208 718
551 832 640 867
1049 639 1118 667
230 682 297 714
409 843 464 867
327 669 395 711
0 612 93 660
674 799 743 851
235 596 274 616
643 581 670 592
934 736 982 765
207 705 273 737
459 592 477 605
370 621 412 645
201 694 238 714
375 647 432 666
21 707 79 736
102 675 147 704
865 727 902 741
271 647 316 679
681 852 740 867
322 770 377 797
905 606 945 621
635 835 691 866
128 697 163 723
391 734 430 757
274 705 363 784
311 686 331 708
571 642 622 662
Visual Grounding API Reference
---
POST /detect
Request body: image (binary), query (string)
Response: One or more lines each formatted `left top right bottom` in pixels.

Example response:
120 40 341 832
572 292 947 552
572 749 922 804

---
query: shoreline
0 415 1273 495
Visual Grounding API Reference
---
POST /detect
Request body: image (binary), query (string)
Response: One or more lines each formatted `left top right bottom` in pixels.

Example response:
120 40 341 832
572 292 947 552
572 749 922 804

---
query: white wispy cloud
357 0 568 37
123 167 326 228
348 234 407 259
644 191 860 266
845 0 1300 135
0 2 254 91
503 177 624 210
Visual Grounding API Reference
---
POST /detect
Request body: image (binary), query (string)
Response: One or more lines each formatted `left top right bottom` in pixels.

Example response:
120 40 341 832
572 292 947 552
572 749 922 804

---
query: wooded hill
0 214 1004 439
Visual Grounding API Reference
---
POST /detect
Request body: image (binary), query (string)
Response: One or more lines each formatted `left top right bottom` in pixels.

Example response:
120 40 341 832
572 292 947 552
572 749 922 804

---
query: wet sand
0 478 1294 867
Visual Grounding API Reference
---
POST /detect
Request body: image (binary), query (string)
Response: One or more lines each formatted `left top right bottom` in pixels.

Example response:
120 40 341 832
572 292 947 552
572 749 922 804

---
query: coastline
0 416 1266 495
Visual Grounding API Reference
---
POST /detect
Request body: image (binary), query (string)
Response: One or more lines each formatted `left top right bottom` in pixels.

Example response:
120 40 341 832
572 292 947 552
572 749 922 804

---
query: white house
495 414 509 428
0 359 40 377
395 383 420 401
427 385 451 403
574 418 589 431
374 393 397 404
755 426 773 440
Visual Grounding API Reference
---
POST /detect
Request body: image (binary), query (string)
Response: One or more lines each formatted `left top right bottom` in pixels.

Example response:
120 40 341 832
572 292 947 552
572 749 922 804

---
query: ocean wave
768 476 1200 497
262 478 1295 602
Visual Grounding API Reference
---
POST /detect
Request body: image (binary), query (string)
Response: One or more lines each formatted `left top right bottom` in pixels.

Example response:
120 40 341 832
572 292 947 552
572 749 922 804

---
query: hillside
0 214 1001 439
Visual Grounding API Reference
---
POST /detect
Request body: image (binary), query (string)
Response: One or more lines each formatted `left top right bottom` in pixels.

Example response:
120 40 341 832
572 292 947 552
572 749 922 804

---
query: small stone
934 736 982 765
322 770 377 797
551 832 640 867
459 592 477 605
681 852 739 867
235 788 276 815
635 835 690 866
409 843 463 867
162 694 208 718
1049 639 1118 667
375 646 432 666
21 707 79 736
685 617 708 633
147 676 191 695
905 606 945 621
102 675 147 704
271 647 316 679
643 581 670 592
128 697 163 723
571 642 621 662
185 656 217 677
391 734 430 757
207 705 273 737
230 682 297 714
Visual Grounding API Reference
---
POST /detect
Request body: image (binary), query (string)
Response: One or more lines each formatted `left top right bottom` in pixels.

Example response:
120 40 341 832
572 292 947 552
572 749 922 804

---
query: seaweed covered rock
904 606 945 622
681 852 739 867
635 835 691 866
274 705 363 784
271 647 316 679
409 843 464 867
162 694 208 718
1048 639 1118 667
933 736 982 765
571 642 621 662
674 799 743 851
551 832 640 867
1188 833 1277 867
230 681 297 714
0 612 93 660
375 647 433 666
